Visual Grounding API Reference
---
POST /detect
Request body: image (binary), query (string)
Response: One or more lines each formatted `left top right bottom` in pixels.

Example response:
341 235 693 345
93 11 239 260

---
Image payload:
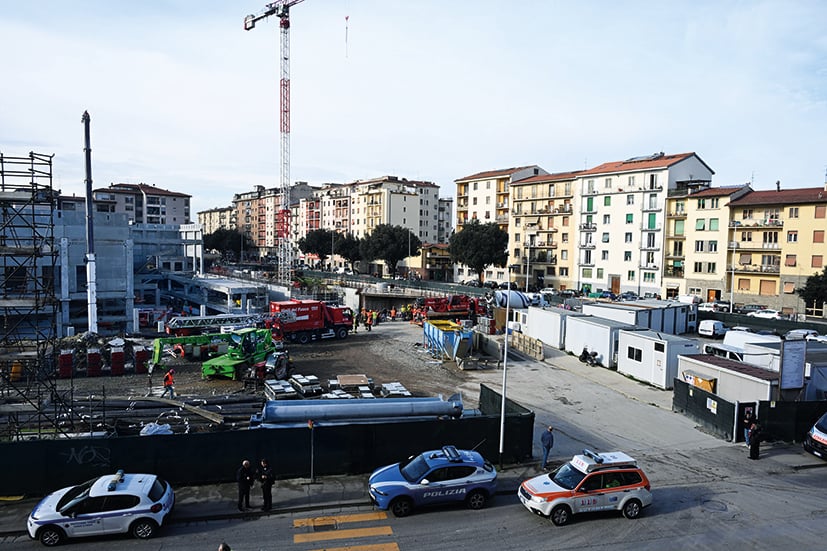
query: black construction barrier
0 383 533 496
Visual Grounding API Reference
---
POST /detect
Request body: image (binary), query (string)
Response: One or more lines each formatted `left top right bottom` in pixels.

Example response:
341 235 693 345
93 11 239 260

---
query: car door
572 474 608 514
419 466 475 507
63 496 106 538
100 494 140 534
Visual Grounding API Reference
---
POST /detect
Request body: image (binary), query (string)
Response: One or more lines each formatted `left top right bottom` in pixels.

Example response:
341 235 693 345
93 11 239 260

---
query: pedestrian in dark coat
748 422 762 460
540 425 555 470
257 458 275 511
236 459 255 510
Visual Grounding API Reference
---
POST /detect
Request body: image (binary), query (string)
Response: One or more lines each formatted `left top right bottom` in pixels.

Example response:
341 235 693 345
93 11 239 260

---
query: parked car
483 281 500 290
27 470 175 546
368 445 497 517
747 309 782 319
785 329 819 340
518 449 652 526
697 302 718 312
619 291 638 301
598 291 617 301
698 320 727 338
734 304 767 315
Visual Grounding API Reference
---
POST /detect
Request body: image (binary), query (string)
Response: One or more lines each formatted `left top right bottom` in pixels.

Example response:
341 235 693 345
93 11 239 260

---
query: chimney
776 180 780 192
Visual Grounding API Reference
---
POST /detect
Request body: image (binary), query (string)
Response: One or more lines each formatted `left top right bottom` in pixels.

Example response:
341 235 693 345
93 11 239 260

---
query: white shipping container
524 306 587 349
564 316 638 368
617 330 701 389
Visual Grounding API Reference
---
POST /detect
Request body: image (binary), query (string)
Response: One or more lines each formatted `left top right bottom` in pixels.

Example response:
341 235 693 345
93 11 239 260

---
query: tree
449 220 508 284
203 229 256 262
796 268 827 310
298 229 338 267
361 224 421 276
335 233 363 271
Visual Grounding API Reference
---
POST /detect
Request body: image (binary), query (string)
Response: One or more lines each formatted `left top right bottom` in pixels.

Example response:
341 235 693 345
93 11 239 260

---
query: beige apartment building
664 184 750 300
198 206 236 235
726 184 827 314
508 171 580 291
92 183 191 225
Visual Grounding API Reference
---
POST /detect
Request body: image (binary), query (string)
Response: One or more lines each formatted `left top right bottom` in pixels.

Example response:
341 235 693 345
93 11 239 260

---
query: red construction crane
244 0 306 284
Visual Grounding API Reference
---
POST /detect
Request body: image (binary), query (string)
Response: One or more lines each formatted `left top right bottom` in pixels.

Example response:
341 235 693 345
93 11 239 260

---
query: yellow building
726 184 827 315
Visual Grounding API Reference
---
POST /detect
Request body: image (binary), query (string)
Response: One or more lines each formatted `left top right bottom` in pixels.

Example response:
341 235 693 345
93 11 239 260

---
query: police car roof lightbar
582 449 604 463
442 445 462 462
108 469 125 491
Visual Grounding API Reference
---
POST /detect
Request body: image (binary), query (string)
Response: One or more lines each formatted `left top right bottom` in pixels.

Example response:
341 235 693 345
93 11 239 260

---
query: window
604 196 611 206
627 195 634 205
561 250 568 260
787 230 798 243
603 214 611 224
627 270 635 280
742 209 753 220
582 268 593 278
560 267 569 276
708 262 716 273
626 213 633 224
695 219 706 230
814 230 825 243
709 218 719 231
695 241 704 252
785 255 797 267
624 251 632 261
783 282 796 293
602 250 609 260
627 347 642 362
813 255 824 268
697 198 706 209
738 278 750 291
601 233 610 243
674 219 684 235
816 205 826 219
694 262 703 273
708 240 718 252
741 231 753 242
562 233 569 243
643 272 655 282
587 179 595 193
789 207 799 218
605 178 612 189
625 233 632 243
473 183 478 190
763 231 778 245
597 268 604 278
628 176 635 187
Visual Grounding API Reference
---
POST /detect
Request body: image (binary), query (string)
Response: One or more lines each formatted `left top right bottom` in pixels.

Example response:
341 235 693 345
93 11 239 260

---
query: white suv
27 470 175 546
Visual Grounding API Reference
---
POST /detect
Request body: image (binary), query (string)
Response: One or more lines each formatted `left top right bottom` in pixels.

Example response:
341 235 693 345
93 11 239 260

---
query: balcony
580 260 595 267
640 224 662 231
734 242 780 251
641 202 662 212
729 219 784 228
579 223 597 232
666 232 685 239
667 210 687 218
733 264 780 274
664 267 684 278
664 251 685 259
551 205 572 215
582 207 597 214
640 244 661 251
640 263 659 270
579 242 596 249
495 215 509 223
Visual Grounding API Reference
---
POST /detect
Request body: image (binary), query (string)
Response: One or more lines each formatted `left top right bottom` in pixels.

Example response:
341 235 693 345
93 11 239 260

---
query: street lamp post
729 236 736 313
525 245 531 293
499 265 517 470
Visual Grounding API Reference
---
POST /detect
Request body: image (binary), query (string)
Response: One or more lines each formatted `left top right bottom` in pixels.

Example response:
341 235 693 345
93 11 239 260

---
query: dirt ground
56 320 473 405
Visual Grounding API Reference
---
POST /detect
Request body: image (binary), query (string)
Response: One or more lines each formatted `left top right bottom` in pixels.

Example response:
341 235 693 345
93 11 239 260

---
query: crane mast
244 0 305 284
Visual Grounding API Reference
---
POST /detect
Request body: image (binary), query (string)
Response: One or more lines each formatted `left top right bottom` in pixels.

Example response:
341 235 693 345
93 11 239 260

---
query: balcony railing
666 232 686 239
640 224 662 231
667 210 687 218
729 219 784 228
733 264 781 274
579 242 596 249
641 202 661 212
579 223 597 231
734 242 781 250
664 267 684 278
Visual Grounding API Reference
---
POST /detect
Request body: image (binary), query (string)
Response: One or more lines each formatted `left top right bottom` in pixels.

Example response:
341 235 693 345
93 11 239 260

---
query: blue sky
1 1 826 215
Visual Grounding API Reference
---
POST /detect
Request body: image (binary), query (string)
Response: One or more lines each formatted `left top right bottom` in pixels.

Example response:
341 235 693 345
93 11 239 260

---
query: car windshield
399 454 430 483
56 478 97 513
550 462 587 490
816 413 827 433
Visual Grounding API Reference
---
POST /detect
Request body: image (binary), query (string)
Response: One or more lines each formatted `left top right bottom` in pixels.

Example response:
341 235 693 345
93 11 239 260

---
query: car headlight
370 486 387 496
531 495 547 503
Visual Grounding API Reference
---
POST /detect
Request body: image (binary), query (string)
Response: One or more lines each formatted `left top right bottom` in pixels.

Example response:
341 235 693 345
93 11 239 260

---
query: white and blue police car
27 470 175 546
368 445 497 517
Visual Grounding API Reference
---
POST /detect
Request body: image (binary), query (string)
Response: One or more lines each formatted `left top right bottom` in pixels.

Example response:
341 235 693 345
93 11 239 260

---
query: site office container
524 306 587 349
563 316 638 368
617 330 701 390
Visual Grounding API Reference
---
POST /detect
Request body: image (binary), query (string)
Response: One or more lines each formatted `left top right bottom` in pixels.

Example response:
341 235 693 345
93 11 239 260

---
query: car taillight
150 503 163 513
644 483 650 491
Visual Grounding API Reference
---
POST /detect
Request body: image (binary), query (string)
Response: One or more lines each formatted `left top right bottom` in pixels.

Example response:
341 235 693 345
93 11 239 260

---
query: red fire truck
265 299 354 344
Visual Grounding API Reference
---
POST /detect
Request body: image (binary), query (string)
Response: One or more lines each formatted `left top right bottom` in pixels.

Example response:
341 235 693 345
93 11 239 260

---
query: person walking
365 310 373 332
257 458 275 511
236 459 255 510
161 369 175 399
743 410 756 447
354 310 362 333
748 422 762 460
540 425 555 470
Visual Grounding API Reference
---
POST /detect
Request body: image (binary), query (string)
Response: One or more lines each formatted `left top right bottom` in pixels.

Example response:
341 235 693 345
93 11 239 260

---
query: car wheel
389 496 414 517
336 327 348 339
622 499 643 519
297 332 311 345
38 526 65 547
466 489 487 510
130 518 158 539
550 504 572 526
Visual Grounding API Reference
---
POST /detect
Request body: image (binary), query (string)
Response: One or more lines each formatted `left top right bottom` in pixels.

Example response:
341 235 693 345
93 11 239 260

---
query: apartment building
92 183 191 225
198 206 236 235
726 183 827 313
348 176 440 242
508 171 580 291
574 152 714 297
437 197 453 244
232 183 316 258
664 185 751 300
454 166 548 284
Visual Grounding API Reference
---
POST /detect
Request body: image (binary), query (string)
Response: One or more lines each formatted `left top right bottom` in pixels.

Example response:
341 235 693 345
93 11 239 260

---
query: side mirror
420 479 430 486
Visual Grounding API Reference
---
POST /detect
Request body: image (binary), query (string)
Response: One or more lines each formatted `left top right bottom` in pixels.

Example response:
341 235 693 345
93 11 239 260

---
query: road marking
293 511 388 528
294 526 393 543
308 544 400 551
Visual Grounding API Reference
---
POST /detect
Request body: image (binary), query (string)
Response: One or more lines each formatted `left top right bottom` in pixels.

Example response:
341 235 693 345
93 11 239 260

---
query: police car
368 445 497 517
27 470 175 546
518 449 652 526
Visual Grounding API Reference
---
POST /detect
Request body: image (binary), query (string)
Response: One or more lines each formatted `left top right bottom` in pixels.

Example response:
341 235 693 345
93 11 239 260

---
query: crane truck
264 299 354 344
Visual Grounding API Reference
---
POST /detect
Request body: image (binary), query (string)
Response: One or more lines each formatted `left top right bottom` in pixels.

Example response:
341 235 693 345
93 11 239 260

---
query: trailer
523 306 587 349
563 316 638 368
617 329 701 389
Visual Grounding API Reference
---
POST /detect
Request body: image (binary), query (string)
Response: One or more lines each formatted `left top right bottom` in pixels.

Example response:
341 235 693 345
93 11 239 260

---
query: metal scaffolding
0 151 66 440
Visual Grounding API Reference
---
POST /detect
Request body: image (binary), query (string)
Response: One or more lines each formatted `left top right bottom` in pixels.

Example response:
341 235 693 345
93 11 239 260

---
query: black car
734 304 767 315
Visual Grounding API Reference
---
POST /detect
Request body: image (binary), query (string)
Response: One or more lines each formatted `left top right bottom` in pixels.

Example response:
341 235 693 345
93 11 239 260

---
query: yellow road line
309 543 400 551
294 526 393 544
293 511 388 528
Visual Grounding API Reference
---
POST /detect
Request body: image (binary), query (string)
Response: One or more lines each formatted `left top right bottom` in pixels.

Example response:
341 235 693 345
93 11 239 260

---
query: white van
698 320 726 338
